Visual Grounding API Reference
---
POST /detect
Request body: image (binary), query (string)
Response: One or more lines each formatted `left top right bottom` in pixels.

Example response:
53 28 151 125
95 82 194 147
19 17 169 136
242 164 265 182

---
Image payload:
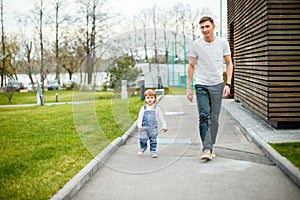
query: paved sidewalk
52 95 300 200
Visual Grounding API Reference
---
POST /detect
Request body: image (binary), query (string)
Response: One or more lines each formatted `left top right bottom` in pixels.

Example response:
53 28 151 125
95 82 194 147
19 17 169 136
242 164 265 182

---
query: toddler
137 89 167 158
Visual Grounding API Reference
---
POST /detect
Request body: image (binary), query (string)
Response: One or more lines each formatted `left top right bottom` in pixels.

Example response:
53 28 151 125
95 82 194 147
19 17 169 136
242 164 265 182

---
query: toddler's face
145 95 155 104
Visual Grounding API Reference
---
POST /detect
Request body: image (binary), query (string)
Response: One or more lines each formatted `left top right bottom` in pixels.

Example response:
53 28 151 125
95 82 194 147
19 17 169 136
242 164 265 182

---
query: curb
51 95 161 199
50 121 138 200
224 100 300 188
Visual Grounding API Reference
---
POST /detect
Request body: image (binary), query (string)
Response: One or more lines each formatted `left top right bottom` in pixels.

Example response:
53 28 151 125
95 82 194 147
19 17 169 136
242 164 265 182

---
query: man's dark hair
199 16 214 24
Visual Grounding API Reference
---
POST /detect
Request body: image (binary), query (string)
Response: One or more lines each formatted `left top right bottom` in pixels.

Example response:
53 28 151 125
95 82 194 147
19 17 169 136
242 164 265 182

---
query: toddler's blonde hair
144 89 156 103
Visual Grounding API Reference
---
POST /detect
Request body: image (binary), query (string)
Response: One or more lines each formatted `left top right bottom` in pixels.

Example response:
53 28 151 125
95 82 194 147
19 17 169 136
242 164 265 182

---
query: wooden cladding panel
267 0 300 125
228 0 300 128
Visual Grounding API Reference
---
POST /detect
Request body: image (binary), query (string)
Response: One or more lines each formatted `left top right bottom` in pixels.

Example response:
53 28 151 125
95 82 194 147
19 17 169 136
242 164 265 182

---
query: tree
54 0 68 84
0 33 21 83
137 10 149 62
22 0 51 93
60 32 85 81
159 6 171 64
171 3 181 59
24 41 36 91
0 0 5 87
77 0 112 86
106 55 141 89
132 17 139 60
0 0 16 86
151 4 159 64
189 7 202 41
37 0 46 91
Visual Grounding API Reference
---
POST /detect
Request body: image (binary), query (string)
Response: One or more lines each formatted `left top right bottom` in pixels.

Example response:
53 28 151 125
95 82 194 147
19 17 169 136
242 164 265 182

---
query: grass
0 87 185 105
167 87 186 95
269 142 300 170
0 90 114 105
0 91 143 199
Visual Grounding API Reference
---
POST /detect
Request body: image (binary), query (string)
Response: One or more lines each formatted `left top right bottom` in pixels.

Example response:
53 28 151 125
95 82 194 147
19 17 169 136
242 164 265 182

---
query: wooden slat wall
227 0 300 128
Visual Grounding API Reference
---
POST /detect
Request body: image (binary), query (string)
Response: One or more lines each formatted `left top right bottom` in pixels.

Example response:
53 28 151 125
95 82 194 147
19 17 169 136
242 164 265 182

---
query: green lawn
0 87 186 105
0 90 114 105
269 142 300 170
167 87 186 95
0 91 143 199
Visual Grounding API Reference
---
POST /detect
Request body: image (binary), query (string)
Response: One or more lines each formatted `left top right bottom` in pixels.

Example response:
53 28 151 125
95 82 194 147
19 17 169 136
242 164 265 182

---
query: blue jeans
195 83 223 152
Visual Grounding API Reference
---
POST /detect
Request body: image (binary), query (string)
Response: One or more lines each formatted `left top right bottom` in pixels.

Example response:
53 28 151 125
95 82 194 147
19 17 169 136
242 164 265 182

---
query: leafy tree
106 55 141 89
54 0 69 84
0 35 20 81
60 33 84 81
77 0 113 86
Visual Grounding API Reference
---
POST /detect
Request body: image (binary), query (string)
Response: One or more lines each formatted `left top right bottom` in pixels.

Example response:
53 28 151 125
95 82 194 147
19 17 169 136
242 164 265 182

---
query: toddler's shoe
151 153 158 158
138 149 146 156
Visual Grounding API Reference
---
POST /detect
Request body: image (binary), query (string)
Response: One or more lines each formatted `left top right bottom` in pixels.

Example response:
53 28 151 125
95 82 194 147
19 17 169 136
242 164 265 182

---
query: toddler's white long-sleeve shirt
137 104 167 129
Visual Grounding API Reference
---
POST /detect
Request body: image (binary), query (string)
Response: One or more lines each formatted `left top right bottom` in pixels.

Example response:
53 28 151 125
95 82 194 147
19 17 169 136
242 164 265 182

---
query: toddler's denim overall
140 105 158 154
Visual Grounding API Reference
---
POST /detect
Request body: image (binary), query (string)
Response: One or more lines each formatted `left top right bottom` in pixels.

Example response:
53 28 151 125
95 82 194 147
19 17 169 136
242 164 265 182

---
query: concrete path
70 96 300 200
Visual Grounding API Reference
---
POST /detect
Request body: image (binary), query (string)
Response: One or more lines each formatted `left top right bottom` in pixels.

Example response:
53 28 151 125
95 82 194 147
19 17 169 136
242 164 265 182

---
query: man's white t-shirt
188 37 231 85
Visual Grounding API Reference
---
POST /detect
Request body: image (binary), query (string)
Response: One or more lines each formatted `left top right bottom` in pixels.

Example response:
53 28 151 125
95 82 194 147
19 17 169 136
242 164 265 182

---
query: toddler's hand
138 127 142 132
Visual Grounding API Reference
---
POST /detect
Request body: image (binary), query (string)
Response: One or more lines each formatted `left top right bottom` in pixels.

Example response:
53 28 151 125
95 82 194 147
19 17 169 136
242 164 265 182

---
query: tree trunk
26 42 35 91
55 1 60 84
39 1 45 92
1 0 6 87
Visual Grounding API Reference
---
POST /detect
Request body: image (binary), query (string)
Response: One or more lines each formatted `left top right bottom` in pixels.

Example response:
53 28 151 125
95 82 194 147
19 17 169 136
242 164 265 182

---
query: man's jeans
195 83 223 152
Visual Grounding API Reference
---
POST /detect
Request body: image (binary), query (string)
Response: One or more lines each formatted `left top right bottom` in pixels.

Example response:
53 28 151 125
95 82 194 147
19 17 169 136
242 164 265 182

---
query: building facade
227 0 300 128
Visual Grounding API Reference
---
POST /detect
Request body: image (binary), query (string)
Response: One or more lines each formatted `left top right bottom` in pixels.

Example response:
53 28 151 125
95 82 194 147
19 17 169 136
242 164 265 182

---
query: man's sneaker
151 153 158 158
200 150 212 161
211 150 216 158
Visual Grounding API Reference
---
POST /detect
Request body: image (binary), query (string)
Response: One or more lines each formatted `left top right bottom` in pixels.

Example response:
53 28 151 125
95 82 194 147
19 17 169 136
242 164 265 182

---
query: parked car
7 81 22 92
64 80 75 90
27 82 37 92
47 80 60 90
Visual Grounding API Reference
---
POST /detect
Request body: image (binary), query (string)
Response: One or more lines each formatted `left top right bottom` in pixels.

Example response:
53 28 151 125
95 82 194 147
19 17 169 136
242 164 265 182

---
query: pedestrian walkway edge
50 95 161 199
223 99 300 188
50 121 138 200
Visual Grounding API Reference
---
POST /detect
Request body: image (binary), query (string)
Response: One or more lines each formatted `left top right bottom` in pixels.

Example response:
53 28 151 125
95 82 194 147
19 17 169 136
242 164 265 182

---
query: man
186 16 233 161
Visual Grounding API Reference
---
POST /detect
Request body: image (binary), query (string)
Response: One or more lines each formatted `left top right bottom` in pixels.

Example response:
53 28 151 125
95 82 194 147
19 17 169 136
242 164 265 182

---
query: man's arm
223 54 233 97
186 57 196 102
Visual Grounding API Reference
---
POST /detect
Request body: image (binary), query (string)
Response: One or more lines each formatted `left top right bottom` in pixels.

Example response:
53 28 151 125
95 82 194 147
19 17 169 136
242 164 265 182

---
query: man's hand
186 88 193 102
223 85 231 97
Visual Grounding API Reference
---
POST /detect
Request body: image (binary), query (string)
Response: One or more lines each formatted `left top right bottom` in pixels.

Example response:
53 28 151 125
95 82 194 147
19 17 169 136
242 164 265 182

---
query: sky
4 0 227 36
